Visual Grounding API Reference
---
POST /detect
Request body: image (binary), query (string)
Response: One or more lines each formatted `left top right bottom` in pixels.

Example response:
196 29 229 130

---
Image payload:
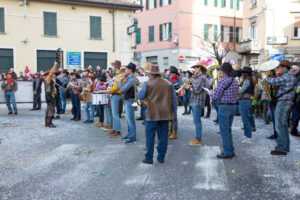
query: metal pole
233 0 236 51
113 8 115 52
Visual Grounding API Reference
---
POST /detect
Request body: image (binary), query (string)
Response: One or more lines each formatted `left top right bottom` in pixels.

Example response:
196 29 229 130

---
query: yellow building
0 0 141 73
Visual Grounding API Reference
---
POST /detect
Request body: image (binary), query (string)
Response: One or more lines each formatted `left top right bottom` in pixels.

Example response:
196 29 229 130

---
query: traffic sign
67 52 81 66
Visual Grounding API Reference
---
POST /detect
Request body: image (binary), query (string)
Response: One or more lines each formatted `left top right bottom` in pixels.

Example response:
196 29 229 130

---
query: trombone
176 72 199 94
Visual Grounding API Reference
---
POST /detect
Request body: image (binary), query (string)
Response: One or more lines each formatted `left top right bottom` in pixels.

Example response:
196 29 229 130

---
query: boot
168 132 177 139
168 132 172 137
74 115 81 121
49 117 56 128
71 115 77 120
45 116 49 127
46 117 55 128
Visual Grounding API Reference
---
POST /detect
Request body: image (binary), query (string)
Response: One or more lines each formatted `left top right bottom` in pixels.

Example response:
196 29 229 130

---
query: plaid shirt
189 74 207 106
211 76 239 104
268 71 295 101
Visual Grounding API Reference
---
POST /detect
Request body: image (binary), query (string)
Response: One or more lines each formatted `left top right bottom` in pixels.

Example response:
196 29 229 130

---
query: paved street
1 103 300 200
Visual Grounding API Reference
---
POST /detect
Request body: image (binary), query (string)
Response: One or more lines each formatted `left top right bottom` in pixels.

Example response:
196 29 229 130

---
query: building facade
239 0 300 69
133 0 244 70
0 0 141 73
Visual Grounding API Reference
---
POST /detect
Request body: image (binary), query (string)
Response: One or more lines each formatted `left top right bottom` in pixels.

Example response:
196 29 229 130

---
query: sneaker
189 139 202 146
96 122 104 127
241 138 253 144
125 139 137 144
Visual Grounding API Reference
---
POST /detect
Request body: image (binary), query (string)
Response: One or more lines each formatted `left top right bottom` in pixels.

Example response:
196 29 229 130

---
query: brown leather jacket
146 77 174 121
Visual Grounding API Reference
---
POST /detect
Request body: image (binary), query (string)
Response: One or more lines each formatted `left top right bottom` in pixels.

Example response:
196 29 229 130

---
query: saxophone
259 70 278 101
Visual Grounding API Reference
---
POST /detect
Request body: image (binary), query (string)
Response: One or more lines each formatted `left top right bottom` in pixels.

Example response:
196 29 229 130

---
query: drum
99 93 108 105
92 93 101 105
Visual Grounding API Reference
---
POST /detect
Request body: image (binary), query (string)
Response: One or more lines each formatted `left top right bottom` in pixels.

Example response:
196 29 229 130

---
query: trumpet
176 72 199 94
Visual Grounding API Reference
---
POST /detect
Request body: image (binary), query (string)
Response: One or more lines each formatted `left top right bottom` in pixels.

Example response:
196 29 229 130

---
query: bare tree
194 34 233 66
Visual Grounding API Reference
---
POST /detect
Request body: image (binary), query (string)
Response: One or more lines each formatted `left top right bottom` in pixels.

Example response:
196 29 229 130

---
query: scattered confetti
74 150 93 155
7 122 15 127
231 170 236 174
295 162 300 166
92 171 106 176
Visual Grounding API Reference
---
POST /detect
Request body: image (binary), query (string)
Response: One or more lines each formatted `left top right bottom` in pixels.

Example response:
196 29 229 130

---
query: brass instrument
207 65 220 91
132 73 144 107
176 72 199 94
259 70 277 101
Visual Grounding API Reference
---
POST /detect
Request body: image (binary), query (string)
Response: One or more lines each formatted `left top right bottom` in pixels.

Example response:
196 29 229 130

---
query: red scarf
7 78 13 84
170 76 179 83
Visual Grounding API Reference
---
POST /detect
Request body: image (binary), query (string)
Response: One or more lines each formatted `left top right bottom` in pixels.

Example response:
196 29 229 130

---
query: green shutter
168 0 171 4
230 0 233 9
154 0 157 8
44 12 57 36
229 26 233 42
204 24 208 40
136 28 141 44
90 16 101 39
236 27 239 42
168 22 172 40
221 0 225 8
204 0 208 5
237 0 240 10
221 25 224 42
160 0 163 6
159 24 163 41
0 8 5 33
146 0 149 10
214 0 218 7
214 25 218 41
149 26 154 42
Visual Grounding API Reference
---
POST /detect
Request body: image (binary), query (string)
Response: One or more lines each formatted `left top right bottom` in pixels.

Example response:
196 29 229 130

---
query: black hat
126 62 136 73
62 69 69 75
218 62 234 76
241 66 252 75
187 70 193 76
99 74 107 82
170 66 180 76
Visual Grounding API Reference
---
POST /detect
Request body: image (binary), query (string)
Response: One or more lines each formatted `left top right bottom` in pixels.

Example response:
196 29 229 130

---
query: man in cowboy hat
238 66 255 144
211 62 239 159
182 70 193 115
30 72 43 111
1 72 18 114
185 62 207 146
138 64 177 164
67 72 82 121
267 60 295 155
116 62 137 144
58 69 69 114
167 66 183 139
83 73 96 123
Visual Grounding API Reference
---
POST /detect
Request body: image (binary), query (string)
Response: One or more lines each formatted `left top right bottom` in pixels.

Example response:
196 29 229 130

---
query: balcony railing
238 40 260 54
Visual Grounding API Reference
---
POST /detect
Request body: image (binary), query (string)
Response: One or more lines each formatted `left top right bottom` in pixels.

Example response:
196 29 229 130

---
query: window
149 25 154 42
237 0 240 10
222 26 230 42
147 56 158 64
204 24 214 41
250 21 256 39
0 7 4 33
136 28 141 44
214 0 218 7
140 0 143 11
294 17 300 38
161 22 172 40
90 16 102 39
230 0 233 9
161 0 171 6
147 0 157 9
43 12 57 36
221 26 240 42
221 0 226 8
236 27 242 42
163 57 169 69
204 0 208 6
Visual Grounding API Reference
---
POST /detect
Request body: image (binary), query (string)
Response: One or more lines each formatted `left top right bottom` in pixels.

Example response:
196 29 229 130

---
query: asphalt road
1 103 300 200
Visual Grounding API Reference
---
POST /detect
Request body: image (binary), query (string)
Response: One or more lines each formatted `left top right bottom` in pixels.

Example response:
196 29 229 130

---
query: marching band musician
67 72 82 121
211 63 239 159
106 60 124 138
238 67 255 144
267 60 295 155
115 62 137 144
1 71 18 115
82 73 96 123
182 71 193 115
186 62 207 146
138 64 177 164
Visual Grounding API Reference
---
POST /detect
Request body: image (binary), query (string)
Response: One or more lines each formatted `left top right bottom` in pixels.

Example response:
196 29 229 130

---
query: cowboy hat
148 64 161 75
218 62 234 75
142 62 151 71
126 62 136 73
170 66 180 76
241 66 252 75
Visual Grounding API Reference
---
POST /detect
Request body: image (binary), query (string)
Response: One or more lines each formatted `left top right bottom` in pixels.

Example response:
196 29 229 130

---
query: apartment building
239 0 300 69
0 0 141 73
133 0 243 70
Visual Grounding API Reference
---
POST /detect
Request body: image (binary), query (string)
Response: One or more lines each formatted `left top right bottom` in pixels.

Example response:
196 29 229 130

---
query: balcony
238 40 260 54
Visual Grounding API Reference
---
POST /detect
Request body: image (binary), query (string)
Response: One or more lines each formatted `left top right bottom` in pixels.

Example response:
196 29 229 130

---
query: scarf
7 78 13 84
170 76 179 83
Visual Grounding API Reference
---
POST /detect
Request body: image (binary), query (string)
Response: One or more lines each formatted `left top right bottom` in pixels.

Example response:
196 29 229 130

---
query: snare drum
99 93 108 105
92 93 101 105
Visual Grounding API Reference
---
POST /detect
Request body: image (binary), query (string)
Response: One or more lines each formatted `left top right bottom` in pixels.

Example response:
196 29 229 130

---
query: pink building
133 0 243 70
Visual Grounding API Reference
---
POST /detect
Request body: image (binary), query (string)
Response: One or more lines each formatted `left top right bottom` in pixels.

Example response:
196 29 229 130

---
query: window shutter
149 26 154 42
154 0 157 8
90 16 101 39
44 12 49 35
146 0 149 10
204 24 208 40
214 0 218 7
136 28 141 44
237 0 240 10
221 25 224 42
168 0 171 4
160 0 163 6
205 0 208 5
44 12 57 36
168 22 172 40
230 0 233 9
221 0 225 8
52 13 57 36
214 25 218 41
236 27 239 42
0 8 5 33
229 26 233 42
295 27 298 38
159 24 163 41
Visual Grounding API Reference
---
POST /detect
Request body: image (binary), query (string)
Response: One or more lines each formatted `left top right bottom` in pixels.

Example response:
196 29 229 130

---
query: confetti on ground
231 170 236 174
7 122 15 127
0 138 2 144
295 162 300 166
74 150 93 155
92 171 106 176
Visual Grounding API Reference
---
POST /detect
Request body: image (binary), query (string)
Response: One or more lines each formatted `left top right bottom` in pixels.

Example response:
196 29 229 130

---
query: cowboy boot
71 115 77 120
168 132 178 139
74 115 81 121
48 117 56 128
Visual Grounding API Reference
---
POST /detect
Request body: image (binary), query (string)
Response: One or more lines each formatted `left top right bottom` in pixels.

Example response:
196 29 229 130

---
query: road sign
127 25 137 34
269 54 284 62
67 52 81 66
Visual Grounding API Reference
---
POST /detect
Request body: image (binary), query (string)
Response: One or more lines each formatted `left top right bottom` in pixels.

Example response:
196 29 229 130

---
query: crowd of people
1 59 300 163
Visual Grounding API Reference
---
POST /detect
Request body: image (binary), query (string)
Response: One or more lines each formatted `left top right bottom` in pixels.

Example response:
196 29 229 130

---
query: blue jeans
145 120 169 162
269 103 278 136
5 91 18 113
239 100 252 138
183 90 192 113
140 106 146 119
95 105 104 122
111 95 121 132
218 105 236 156
292 106 299 127
124 99 136 140
59 88 67 112
249 103 256 128
275 101 292 152
192 105 203 140
105 105 113 126
71 94 81 116
212 100 219 120
84 102 94 121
